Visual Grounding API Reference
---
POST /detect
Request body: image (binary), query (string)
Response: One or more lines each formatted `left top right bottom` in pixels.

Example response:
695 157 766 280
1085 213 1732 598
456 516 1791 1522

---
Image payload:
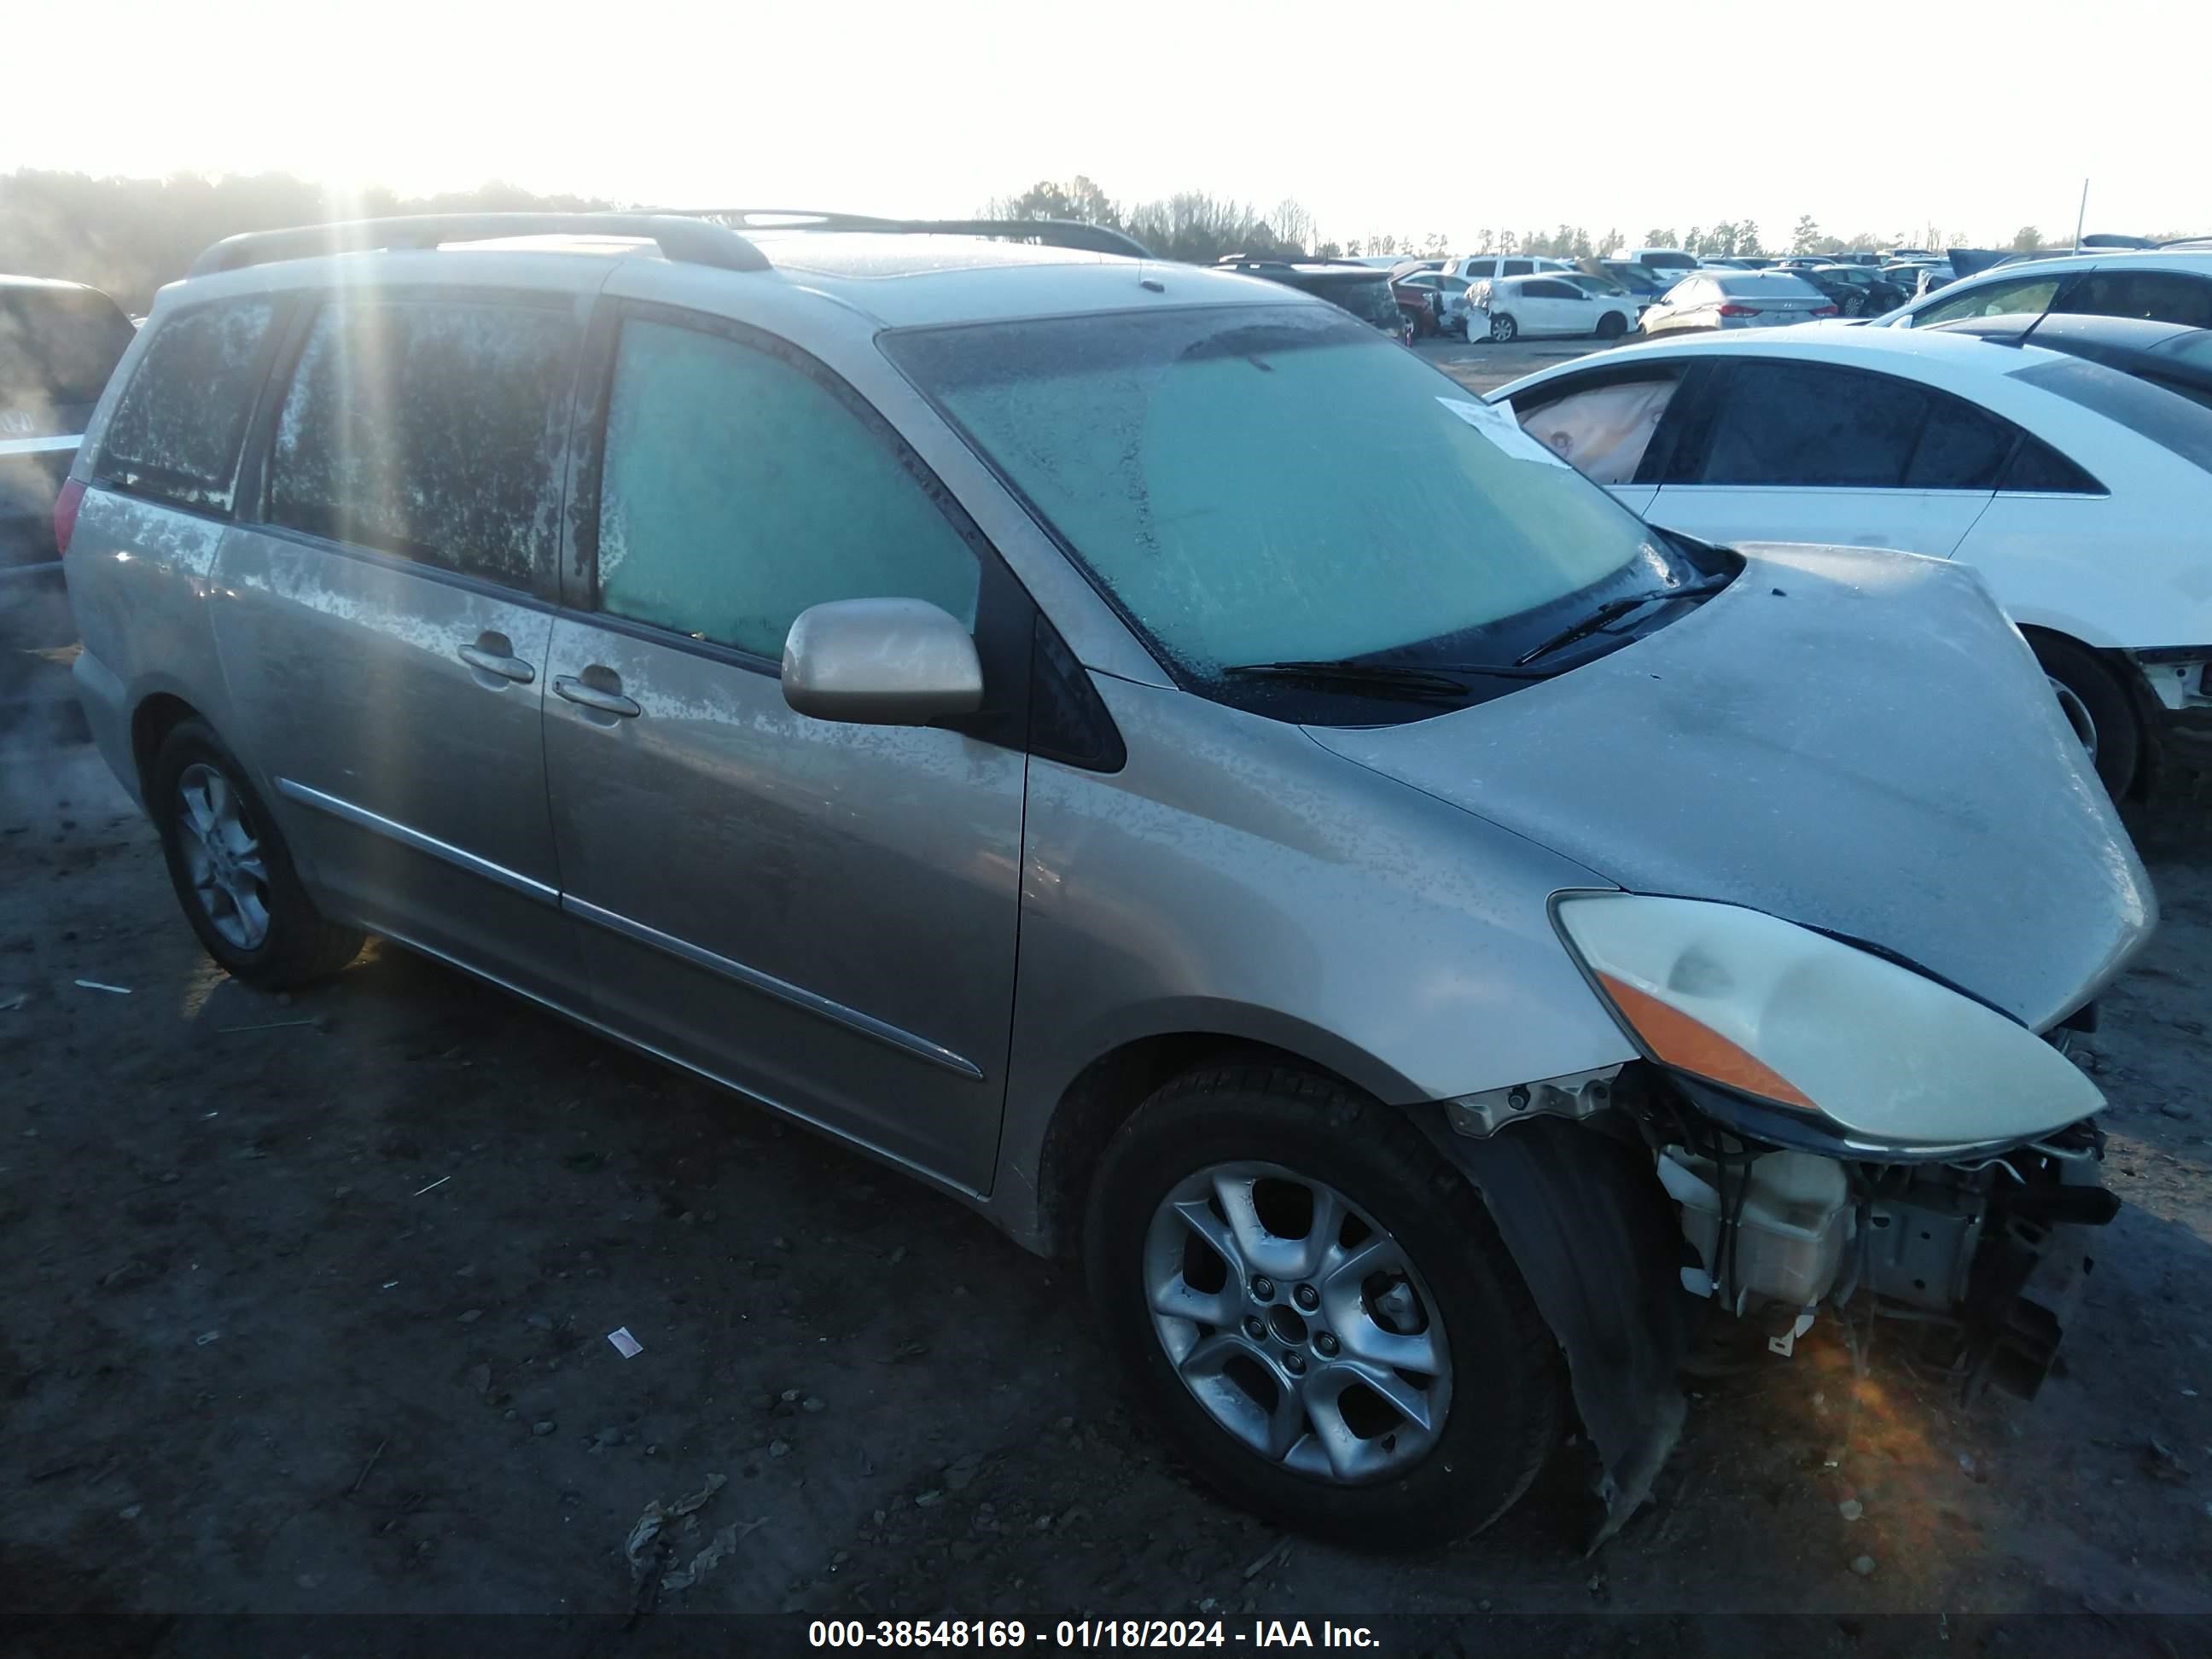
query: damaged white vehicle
66 211 2153 1553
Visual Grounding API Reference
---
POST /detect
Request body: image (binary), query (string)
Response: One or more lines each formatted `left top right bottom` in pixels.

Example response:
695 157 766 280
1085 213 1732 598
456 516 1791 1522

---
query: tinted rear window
2012 356 2212 477
0 287 137 409
265 297 579 588
96 299 279 514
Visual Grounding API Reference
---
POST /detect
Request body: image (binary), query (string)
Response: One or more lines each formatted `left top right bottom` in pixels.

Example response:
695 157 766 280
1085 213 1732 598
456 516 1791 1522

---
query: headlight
1552 893 2104 1151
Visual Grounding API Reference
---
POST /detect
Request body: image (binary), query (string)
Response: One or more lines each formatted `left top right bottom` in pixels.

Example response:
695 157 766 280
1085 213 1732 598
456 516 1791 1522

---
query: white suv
1883 249 2212 330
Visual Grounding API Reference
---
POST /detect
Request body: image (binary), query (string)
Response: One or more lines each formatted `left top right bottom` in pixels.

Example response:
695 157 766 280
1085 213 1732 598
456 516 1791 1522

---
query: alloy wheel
1142 1161 1452 1484
175 762 272 950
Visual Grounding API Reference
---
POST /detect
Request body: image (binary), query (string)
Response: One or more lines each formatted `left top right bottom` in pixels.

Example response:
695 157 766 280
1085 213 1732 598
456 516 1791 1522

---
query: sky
11 0 2207 249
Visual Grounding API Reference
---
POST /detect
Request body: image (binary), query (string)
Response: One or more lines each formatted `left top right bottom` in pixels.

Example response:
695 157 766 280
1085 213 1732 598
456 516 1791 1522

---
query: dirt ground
5 504 2212 1654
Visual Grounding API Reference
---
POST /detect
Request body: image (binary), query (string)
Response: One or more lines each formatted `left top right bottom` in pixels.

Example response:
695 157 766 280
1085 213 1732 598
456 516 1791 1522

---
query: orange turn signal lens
1595 971 1819 1112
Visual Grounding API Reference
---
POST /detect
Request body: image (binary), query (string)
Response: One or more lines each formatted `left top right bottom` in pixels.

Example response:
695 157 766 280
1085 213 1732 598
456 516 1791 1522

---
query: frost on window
267 300 577 586
596 320 977 660
889 306 1652 672
98 300 275 511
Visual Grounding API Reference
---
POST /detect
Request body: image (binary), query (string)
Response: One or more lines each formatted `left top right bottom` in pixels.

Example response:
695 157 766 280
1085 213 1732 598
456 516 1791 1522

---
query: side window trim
91 294 294 521
563 296 1042 754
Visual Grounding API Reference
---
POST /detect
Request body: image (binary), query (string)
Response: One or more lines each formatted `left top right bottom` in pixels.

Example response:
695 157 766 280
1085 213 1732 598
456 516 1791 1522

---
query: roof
167 214 1315 330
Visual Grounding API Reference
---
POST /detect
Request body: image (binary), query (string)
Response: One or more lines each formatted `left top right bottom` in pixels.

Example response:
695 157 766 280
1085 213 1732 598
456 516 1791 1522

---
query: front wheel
2028 633 2142 798
1488 312 1518 343
1084 1066 1560 1546
1595 311 1627 339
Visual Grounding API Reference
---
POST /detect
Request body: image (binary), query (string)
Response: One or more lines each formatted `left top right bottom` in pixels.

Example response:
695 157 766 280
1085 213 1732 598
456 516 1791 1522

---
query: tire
149 718 365 989
2027 633 2141 799
1842 292 1866 317
1083 1064 1560 1548
1489 312 1518 343
1595 311 1627 339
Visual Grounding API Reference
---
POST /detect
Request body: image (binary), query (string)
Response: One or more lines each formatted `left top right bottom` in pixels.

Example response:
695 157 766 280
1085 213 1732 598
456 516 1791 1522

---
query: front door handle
555 673 641 719
458 639 536 684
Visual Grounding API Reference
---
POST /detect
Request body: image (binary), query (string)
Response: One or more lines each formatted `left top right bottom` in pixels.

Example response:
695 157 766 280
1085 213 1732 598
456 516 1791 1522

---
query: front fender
993 677 1637 1235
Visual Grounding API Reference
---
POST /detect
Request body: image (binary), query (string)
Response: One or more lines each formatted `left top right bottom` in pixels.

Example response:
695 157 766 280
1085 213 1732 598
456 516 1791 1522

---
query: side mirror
781 597 984 726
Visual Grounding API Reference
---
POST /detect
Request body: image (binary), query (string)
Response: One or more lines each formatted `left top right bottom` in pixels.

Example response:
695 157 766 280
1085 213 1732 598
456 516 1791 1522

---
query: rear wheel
150 719 365 989
2028 633 2141 798
1084 1065 1560 1547
1489 312 1518 343
1842 291 1867 317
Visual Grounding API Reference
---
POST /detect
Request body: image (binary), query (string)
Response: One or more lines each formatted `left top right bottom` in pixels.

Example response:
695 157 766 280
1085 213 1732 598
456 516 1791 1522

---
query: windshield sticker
1437 396 1573 469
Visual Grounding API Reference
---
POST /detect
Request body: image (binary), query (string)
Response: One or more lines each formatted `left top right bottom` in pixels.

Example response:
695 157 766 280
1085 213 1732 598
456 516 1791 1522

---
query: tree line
0 164 2136 311
1 170 619 309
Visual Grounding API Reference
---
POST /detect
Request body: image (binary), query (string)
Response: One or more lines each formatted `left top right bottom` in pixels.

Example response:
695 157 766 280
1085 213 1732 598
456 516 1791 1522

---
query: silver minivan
63 211 2153 1550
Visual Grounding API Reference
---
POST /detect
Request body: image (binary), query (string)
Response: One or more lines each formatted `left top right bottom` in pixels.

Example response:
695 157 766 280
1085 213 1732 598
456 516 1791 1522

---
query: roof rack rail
671 208 1155 261
187 212 773 279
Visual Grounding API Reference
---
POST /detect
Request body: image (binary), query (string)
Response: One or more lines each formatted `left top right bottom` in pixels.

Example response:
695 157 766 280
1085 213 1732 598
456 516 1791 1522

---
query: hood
1307 544 2156 1031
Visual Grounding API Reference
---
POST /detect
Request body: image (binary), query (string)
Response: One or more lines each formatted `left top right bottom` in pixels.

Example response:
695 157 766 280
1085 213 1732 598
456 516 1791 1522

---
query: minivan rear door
538 302 1027 1194
212 288 591 1010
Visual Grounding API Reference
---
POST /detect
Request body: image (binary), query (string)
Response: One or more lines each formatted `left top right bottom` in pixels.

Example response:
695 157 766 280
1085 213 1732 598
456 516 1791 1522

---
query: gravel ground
5 501 2212 1651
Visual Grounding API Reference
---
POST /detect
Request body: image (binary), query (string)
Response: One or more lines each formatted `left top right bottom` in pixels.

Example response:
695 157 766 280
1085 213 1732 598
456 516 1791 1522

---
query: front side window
1518 374 1682 484
886 306 1671 689
2065 271 2212 330
595 318 979 660
1909 276 2061 329
265 297 578 586
96 300 277 513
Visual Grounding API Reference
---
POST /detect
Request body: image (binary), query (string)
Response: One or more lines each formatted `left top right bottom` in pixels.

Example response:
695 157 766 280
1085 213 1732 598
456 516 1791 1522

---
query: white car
1879 249 2212 331
1438 253 1578 288
1490 325 2212 796
1467 273 1640 342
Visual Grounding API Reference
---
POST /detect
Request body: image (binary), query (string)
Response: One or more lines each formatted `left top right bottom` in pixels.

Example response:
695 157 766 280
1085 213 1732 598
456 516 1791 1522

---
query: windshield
0 287 137 410
885 305 1674 705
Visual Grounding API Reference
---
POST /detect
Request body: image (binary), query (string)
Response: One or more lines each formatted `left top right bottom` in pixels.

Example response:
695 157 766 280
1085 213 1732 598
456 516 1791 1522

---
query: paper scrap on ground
607 1326 643 1359
74 980 131 995
1437 395 1571 469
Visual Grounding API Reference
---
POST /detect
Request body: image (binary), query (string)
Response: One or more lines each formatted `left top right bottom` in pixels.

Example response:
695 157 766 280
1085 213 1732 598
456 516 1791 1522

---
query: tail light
53 478 85 556
1811 304 1840 317
1715 304 1758 317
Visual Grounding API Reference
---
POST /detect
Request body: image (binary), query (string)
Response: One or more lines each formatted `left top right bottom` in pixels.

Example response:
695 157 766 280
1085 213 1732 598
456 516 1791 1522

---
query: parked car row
10 208 2202 1564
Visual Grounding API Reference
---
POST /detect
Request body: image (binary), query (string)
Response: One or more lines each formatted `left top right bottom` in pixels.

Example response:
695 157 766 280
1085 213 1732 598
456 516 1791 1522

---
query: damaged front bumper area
1650 1080 2118 1398
1425 1061 2119 1543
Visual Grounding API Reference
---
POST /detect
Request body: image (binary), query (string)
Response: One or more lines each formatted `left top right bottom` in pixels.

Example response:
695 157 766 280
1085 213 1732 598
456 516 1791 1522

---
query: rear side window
2064 271 2212 330
1693 360 2020 490
96 300 277 514
265 297 578 587
1502 260 1533 277
593 318 979 661
0 287 137 411
2001 436 2104 494
1696 362 1925 486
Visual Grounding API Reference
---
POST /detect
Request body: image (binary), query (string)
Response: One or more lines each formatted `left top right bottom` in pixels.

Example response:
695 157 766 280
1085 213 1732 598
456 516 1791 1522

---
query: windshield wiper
1222 658 1553 700
1512 575 1732 667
